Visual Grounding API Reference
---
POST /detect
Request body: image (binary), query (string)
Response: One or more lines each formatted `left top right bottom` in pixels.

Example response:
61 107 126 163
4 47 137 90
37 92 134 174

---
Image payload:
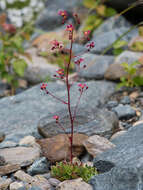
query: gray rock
112 104 136 119
0 141 18 149
67 43 85 55
106 101 118 109
89 27 138 54
27 157 50 176
120 96 131 104
17 187 27 190
115 50 142 65
76 53 114 79
90 124 143 190
38 107 119 139
0 81 116 136
93 16 132 36
35 0 83 31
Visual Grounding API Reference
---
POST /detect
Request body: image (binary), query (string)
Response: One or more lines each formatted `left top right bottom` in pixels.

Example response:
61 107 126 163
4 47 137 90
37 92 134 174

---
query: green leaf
13 59 27 77
113 40 128 49
113 48 124 56
105 7 117 17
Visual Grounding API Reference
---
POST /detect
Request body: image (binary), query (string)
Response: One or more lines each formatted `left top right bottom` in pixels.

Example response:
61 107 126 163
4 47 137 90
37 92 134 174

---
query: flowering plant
40 10 94 163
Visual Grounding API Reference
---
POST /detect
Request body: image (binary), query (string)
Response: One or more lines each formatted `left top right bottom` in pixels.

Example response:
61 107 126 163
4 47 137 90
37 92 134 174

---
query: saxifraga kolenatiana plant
40 10 97 181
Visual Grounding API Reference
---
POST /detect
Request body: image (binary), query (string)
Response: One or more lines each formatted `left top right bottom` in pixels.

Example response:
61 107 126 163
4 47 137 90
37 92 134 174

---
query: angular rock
93 16 132 36
56 178 93 190
120 96 131 104
0 177 12 190
14 170 51 190
37 134 88 162
89 28 138 54
48 178 61 187
0 81 116 137
112 104 136 119
10 182 24 190
38 107 119 139
83 135 115 157
0 147 40 167
27 157 50 176
104 51 142 80
110 130 127 140
0 164 20 175
75 53 114 79
90 124 143 190
0 141 18 149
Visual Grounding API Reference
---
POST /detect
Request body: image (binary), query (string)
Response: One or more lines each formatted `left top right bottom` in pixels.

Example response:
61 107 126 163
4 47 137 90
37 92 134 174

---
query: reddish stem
66 29 74 164
45 90 68 105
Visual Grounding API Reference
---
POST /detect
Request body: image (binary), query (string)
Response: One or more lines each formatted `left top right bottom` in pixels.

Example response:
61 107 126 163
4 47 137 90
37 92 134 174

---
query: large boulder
35 0 84 31
90 124 143 190
0 81 116 137
38 107 119 139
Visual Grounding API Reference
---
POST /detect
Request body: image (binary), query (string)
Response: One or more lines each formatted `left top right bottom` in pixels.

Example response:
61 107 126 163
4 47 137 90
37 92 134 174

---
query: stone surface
0 81 116 137
0 177 12 190
89 28 138 54
14 170 51 190
110 130 127 140
120 96 131 104
0 141 18 149
48 178 61 187
27 157 50 176
0 164 20 175
0 147 40 167
112 104 136 119
56 178 93 190
104 51 142 80
94 16 131 36
83 135 115 157
20 48 59 84
19 136 36 146
106 101 118 109
10 182 24 190
38 107 118 139
37 134 88 162
90 124 143 190
76 53 114 79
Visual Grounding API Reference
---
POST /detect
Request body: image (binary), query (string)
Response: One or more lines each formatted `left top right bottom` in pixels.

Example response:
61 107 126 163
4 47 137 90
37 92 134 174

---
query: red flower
86 41 95 51
83 30 91 41
58 10 67 17
66 24 74 32
53 115 59 120
78 83 88 91
58 10 67 24
51 40 63 50
40 83 47 90
74 58 84 65
2 23 16 34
